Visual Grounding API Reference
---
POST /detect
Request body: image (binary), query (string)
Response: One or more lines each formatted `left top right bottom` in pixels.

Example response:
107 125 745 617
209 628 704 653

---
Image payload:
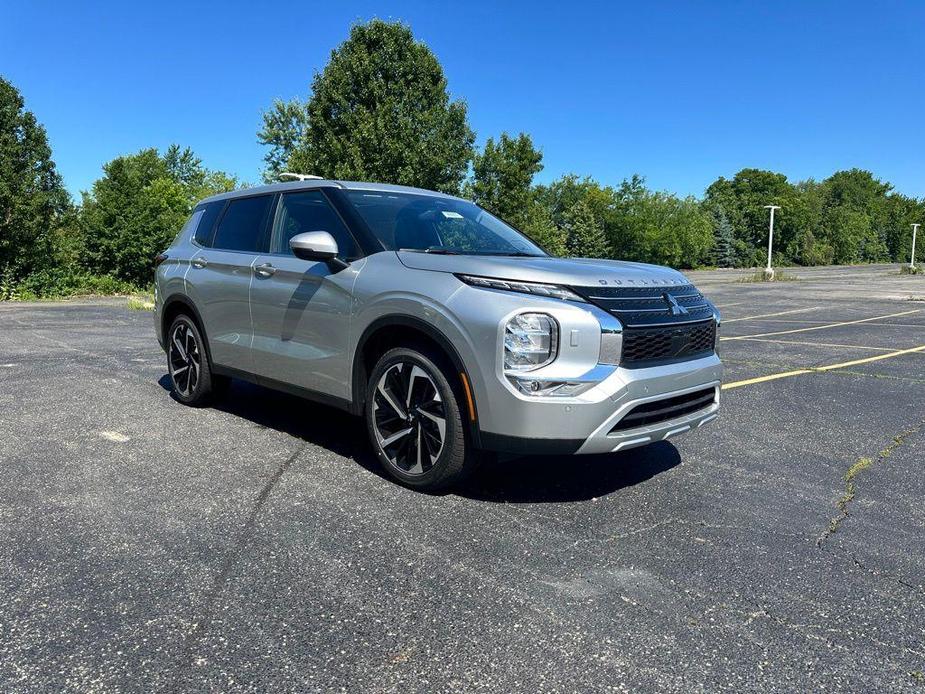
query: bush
13 267 141 300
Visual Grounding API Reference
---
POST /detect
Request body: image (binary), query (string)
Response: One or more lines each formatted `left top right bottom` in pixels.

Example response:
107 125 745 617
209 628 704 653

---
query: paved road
1 268 924 692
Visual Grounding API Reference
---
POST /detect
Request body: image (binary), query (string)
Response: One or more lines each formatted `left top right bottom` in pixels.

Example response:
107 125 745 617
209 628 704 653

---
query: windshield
342 190 547 257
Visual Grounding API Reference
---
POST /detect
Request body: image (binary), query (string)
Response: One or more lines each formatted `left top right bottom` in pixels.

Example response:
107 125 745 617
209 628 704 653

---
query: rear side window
175 208 204 244
212 195 273 252
193 200 226 247
271 190 358 258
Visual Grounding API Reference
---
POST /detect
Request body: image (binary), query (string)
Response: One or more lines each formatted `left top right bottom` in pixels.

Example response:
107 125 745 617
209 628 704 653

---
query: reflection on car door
249 190 362 402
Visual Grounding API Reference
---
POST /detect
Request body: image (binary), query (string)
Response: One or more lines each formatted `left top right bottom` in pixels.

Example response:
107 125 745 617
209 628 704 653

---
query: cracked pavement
1 265 924 691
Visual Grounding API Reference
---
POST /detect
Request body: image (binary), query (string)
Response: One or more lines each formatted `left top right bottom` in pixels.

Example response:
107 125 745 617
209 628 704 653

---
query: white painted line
721 309 922 342
722 306 822 324
725 337 897 352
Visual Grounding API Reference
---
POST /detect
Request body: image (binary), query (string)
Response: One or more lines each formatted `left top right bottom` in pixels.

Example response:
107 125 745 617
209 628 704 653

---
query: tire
166 314 224 406
365 347 479 491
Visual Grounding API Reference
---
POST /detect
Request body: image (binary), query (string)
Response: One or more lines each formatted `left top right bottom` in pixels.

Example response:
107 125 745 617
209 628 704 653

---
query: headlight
504 313 557 372
458 275 586 302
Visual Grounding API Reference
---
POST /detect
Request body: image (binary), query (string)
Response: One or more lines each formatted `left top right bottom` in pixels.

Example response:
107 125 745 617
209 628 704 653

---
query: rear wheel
365 347 478 491
166 314 224 406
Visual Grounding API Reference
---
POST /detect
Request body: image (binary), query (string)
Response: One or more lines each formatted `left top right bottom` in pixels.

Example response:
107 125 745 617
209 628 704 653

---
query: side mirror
289 231 339 261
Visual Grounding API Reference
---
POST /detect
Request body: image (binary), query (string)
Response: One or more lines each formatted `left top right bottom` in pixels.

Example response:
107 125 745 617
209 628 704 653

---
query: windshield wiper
398 247 458 254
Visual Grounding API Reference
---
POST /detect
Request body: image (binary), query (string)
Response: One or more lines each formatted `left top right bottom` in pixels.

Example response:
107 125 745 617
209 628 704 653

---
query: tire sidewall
167 315 212 406
365 347 466 490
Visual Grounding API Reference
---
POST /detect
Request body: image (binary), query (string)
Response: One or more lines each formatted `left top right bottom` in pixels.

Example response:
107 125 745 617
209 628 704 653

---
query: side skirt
211 364 355 414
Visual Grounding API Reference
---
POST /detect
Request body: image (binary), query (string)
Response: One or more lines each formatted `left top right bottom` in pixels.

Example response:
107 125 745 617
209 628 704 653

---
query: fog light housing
504 313 557 372
508 377 592 397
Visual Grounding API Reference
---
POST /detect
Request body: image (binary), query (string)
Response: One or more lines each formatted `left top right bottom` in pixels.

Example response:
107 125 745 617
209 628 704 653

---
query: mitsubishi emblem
662 292 689 316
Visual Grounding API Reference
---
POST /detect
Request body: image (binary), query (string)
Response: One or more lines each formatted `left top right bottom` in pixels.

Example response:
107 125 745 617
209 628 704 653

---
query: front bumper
478 353 722 455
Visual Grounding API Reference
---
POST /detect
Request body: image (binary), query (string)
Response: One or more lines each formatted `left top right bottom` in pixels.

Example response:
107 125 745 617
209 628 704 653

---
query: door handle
191 256 208 269
254 262 276 277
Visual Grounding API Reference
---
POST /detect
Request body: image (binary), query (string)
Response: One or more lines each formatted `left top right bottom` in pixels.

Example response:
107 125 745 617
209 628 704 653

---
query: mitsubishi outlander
154 179 723 490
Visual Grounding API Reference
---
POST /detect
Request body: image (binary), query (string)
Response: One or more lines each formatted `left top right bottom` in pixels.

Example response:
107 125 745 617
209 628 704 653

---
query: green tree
608 177 713 267
564 200 610 258
258 98 308 178
0 76 71 277
787 228 834 266
883 193 925 262
468 132 542 223
711 207 736 268
519 201 567 256
817 169 892 263
80 147 237 284
534 174 618 235
258 20 474 193
703 169 796 263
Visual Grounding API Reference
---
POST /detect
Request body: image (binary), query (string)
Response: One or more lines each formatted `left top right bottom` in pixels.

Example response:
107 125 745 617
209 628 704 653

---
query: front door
249 189 362 402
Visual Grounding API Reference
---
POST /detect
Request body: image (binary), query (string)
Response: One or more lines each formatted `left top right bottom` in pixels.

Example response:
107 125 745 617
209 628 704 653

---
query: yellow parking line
720 309 922 341
721 306 822 323
722 344 925 390
729 337 897 352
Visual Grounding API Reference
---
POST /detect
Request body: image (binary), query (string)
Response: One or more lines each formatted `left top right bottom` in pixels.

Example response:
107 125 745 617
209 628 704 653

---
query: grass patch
736 268 799 283
820 424 923 543
127 295 155 311
899 264 921 275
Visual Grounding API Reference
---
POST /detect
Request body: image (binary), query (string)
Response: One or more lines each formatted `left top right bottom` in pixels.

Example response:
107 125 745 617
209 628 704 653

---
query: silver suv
154 180 723 490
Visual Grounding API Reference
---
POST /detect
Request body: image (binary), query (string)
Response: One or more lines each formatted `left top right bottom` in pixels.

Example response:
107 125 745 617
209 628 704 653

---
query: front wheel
365 347 479 491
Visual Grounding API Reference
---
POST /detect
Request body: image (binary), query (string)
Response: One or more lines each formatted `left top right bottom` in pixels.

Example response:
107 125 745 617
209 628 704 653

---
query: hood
395 252 691 288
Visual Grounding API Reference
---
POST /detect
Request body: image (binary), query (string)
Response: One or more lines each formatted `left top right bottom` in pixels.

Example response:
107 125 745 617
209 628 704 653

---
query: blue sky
2 1 923 200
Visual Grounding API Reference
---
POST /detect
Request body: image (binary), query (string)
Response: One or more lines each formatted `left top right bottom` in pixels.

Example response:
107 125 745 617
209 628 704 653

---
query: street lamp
911 223 920 270
763 205 781 280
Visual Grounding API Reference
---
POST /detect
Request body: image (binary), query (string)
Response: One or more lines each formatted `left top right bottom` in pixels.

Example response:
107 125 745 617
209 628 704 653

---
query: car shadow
158 373 383 475
458 441 682 503
158 374 682 501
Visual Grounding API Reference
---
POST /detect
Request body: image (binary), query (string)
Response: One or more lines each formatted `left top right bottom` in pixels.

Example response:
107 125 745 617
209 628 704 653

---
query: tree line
2 20 922 299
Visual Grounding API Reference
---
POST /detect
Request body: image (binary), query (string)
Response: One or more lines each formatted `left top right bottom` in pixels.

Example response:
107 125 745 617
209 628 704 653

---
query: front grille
572 283 715 328
571 283 717 366
621 320 716 366
610 387 716 433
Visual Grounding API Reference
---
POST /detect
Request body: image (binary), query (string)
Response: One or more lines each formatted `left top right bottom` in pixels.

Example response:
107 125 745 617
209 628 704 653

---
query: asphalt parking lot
1 264 924 692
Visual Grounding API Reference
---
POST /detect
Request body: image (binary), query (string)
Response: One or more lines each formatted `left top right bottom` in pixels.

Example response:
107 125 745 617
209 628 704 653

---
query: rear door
188 194 274 373
249 189 362 401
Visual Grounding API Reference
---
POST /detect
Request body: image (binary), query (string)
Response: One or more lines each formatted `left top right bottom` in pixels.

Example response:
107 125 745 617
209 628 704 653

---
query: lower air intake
610 387 716 433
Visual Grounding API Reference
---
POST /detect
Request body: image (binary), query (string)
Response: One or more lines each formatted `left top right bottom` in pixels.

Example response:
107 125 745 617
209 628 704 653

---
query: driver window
272 190 358 258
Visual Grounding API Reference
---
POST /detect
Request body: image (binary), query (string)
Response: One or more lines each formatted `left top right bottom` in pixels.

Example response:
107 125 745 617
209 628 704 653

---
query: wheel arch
353 315 482 447
161 295 215 368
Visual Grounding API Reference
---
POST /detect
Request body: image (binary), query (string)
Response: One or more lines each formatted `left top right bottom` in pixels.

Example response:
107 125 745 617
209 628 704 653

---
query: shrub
15 267 141 300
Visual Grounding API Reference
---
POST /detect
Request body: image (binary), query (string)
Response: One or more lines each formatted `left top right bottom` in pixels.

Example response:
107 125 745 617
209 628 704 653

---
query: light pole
763 205 781 279
911 223 920 270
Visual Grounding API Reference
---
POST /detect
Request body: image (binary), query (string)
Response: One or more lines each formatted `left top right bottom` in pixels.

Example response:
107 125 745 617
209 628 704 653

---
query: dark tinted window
272 190 358 258
193 200 225 247
212 195 273 252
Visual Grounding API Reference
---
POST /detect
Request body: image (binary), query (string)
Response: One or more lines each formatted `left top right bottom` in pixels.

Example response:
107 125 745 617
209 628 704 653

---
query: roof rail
278 172 324 182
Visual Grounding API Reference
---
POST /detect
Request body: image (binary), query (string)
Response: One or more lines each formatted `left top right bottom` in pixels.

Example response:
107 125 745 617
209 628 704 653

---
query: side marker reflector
459 372 476 422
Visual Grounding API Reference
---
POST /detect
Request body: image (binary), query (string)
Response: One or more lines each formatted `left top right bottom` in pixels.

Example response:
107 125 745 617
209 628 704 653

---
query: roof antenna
278 172 324 182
